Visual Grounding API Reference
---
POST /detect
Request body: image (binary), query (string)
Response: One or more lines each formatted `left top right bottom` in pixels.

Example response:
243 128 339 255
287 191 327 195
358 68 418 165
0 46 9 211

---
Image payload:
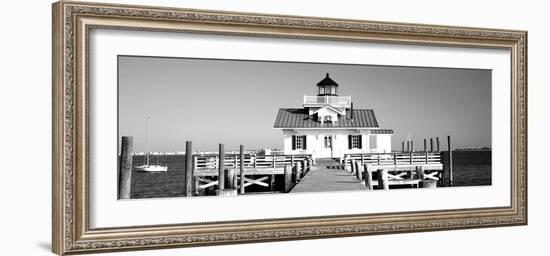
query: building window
324 136 332 148
348 135 362 149
292 135 307 150
324 115 332 123
330 86 336 95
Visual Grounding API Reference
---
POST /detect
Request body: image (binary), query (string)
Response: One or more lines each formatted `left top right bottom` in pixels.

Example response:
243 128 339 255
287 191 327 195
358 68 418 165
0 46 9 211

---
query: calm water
447 150 492 186
129 151 491 199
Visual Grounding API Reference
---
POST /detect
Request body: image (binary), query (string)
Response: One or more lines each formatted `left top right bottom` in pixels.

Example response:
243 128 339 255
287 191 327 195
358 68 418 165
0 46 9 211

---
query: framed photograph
52 1 527 255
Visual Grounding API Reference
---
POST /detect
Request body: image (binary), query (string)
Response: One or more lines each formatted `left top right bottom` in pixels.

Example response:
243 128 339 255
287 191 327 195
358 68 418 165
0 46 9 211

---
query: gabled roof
273 108 379 128
317 73 339 87
313 105 344 115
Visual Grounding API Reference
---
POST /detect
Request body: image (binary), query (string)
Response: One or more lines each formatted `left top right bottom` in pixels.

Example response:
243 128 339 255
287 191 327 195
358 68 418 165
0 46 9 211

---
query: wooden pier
192 147 313 195
118 138 453 198
343 152 444 189
290 158 365 193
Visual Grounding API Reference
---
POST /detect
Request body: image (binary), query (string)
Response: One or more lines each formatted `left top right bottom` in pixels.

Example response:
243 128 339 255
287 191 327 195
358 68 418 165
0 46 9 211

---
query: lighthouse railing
303 95 351 106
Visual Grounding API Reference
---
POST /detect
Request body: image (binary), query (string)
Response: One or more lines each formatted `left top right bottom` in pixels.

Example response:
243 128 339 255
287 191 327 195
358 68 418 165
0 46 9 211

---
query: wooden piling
430 138 434 152
355 161 363 182
406 141 410 152
184 141 193 197
218 143 225 190
294 162 302 182
301 159 308 177
411 141 414 152
402 141 405 152
377 169 389 190
423 139 427 152
225 169 235 190
425 152 429 164
194 176 199 196
417 166 425 180
448 135 453 186
364 166 374 190
270 174 276 191
284 165 292 192
239 145 245 194
118 136 133 200
436 137 440 152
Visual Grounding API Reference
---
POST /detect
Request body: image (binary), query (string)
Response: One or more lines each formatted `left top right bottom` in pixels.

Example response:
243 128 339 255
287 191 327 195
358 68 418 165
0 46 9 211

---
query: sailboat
135 117 168 172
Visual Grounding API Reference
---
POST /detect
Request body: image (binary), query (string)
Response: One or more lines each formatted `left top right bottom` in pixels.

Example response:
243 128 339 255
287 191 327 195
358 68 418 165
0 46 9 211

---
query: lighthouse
273 73 394 159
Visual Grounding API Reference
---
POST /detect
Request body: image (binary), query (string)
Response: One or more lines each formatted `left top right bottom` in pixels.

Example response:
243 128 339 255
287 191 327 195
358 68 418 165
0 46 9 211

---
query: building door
324 135 333 158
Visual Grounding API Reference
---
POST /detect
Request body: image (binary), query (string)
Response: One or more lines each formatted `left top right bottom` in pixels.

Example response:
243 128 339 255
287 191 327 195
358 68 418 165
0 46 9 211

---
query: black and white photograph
117 56 492 199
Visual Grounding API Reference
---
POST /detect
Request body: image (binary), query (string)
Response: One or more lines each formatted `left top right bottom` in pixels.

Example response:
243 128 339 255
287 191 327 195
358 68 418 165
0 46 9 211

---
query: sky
118 56 491 152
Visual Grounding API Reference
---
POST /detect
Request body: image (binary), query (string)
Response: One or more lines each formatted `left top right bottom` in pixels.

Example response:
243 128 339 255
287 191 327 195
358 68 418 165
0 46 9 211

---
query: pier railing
194 154 312 170
343 152 442 169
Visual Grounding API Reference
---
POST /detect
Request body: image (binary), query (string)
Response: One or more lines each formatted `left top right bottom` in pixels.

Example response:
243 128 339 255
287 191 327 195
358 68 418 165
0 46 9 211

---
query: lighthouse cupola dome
316 73 339 96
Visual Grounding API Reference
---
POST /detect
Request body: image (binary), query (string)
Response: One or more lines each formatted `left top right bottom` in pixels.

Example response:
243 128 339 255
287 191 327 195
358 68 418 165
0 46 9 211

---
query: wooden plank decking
290 159 366 193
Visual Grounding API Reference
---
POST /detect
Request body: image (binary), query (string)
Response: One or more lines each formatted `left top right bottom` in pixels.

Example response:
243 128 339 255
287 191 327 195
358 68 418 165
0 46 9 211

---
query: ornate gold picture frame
52 1 527 255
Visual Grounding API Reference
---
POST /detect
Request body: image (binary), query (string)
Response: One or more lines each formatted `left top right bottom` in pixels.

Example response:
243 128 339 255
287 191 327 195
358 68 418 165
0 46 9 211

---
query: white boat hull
135 165 168 172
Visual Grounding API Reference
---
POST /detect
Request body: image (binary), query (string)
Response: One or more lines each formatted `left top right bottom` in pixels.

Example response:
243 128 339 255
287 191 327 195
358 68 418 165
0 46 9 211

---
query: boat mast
146 117 150 166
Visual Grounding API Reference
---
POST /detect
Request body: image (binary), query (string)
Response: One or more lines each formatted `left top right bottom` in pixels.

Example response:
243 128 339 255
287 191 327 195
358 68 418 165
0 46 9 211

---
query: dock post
351 160 356 174
239 145 245 194
425 152 429 164
406 141 410 152
364 165 374 190
194 176 200 196
423 139 427 152
301 159 308 177
436 137 440 152
253 154 257 169
225 169 235 190
402 141 405 152
409 152 413 165
417 166 425 180
218 143 225 190
411 141 414 152
355 161 363 182
268 174 274 191
118 136 133 200
377 169 389 190
344 155 349 171
284 165 292 192
430 138 434 152
448 135 453 187
185 141 193 197
294 162 302 183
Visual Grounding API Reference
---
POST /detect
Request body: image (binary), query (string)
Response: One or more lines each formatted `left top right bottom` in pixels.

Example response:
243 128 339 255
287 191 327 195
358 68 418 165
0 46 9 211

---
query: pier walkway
290 158 366 193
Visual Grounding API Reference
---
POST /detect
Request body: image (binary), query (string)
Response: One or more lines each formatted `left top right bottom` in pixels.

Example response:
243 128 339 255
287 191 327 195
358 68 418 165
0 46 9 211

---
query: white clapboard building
273 73 394 159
